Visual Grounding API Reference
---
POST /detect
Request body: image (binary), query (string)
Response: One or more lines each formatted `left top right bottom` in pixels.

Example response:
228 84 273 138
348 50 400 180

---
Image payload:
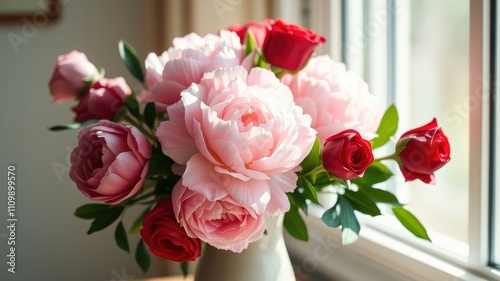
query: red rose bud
322 129 374 180
226 20 268 47
72 77 130 123
140 198 202 262
262 19 326 72
396 118 451 184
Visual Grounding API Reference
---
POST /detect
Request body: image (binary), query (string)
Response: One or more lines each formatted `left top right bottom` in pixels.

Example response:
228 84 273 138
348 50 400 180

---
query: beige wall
0 1 270 280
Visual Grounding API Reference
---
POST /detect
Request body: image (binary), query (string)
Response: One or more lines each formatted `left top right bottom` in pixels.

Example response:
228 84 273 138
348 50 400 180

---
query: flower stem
120 112 157 143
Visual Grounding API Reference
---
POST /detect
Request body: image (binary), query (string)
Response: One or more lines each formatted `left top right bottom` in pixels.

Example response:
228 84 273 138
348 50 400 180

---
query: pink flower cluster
48 18 451 266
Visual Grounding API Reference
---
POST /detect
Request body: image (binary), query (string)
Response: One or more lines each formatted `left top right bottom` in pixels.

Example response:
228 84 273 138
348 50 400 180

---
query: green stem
125 191 155 205
300 165 327 178
120 112 157 143
375 154 397 162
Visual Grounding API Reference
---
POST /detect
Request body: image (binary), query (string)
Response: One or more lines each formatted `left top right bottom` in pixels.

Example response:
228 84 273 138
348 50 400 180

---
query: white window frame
277 0 500 280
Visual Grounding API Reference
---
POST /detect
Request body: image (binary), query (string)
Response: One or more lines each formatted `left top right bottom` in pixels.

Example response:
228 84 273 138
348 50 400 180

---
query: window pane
396 0 470 251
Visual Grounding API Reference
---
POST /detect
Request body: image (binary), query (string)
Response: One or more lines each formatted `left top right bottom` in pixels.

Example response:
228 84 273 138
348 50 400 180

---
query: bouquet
47 18 451 273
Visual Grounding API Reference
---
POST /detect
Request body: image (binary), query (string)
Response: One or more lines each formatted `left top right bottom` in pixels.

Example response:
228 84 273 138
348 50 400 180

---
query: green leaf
147 151 175 178
124 93 141 119
74 204 110 220
358 187 402 206
287 191 308 215
118 40 145 83
392 207 431 241
344 190 381 216
244 29 257 56
144 102 156 129
135 240 151 273
298 177 321 205
180 262 189 278
87 206 124 234
352 161 393 188
300 137 320 174
48 119 98 132
129 207 151 234
321 195 360 245
372 104 399 149
284 207 309 241
115 221 130 253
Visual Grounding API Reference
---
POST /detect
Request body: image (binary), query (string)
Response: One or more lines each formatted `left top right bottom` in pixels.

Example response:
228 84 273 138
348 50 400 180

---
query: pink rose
262 19 325 71
142 31 244 108
69 120 152 204
172 182 266 253
156 66 316 215
48 50 99 104
72 77 131 123
396 119 451 184
140 198 202 262
282 55 383 143
226 20 268 47
322 129 374 180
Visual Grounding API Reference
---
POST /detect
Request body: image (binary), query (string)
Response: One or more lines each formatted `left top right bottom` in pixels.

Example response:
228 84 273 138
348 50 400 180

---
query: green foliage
181 262 189 278
129 207 151 234
115 221 130 253
344 190 381 216
244 29 258 56
352 161 393 188
321 195 360 245
124 93 141 119
392 207 431 241
144 102 157 129
135 240 151 273
74 203 110 219
118 40 145 83
48 119 98 132
298 177 321 205
371 104 399 149
300 137 321 174
357 187 402 206
86 206 124 234
287 190 308 215
284 206 308 241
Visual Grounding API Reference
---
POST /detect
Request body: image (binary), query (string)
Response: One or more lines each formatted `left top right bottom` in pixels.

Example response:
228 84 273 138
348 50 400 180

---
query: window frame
280 0 500 280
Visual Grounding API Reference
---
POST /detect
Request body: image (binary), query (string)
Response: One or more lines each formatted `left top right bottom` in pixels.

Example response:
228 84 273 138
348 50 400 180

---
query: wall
0 1 169 280
0 1 273 280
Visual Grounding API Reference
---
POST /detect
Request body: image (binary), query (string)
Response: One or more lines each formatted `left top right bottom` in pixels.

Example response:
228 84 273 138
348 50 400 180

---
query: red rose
322 129 374 180
140 198 202 262
262 18 325 72
226 20 268 47
72 77 130 123
396 118 451 184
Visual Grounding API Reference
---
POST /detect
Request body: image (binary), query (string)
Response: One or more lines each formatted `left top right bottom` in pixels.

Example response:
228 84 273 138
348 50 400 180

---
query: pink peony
69 120 152 204
282 55 383 143
48 50 99 104
156 66 316 215
142 31 245 108
172 182 266 253
72 77 131 123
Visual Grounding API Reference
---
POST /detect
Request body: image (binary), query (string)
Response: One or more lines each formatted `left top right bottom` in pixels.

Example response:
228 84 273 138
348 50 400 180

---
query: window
278 0 500 280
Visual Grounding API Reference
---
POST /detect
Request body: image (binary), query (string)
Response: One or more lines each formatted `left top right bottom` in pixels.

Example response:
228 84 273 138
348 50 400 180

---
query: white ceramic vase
194 215 296 281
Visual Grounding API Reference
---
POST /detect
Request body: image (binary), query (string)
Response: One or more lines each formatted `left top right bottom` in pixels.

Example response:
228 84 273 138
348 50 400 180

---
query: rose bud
48 50 99 104
262 18 326 72
140 198 202 262
226 20 268 47
72 77 131 123
322 129 374 180
396 118 451 184
69 120 152 204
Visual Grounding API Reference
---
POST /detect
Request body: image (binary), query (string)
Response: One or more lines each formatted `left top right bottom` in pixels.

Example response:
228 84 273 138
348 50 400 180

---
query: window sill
285 213 499 281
